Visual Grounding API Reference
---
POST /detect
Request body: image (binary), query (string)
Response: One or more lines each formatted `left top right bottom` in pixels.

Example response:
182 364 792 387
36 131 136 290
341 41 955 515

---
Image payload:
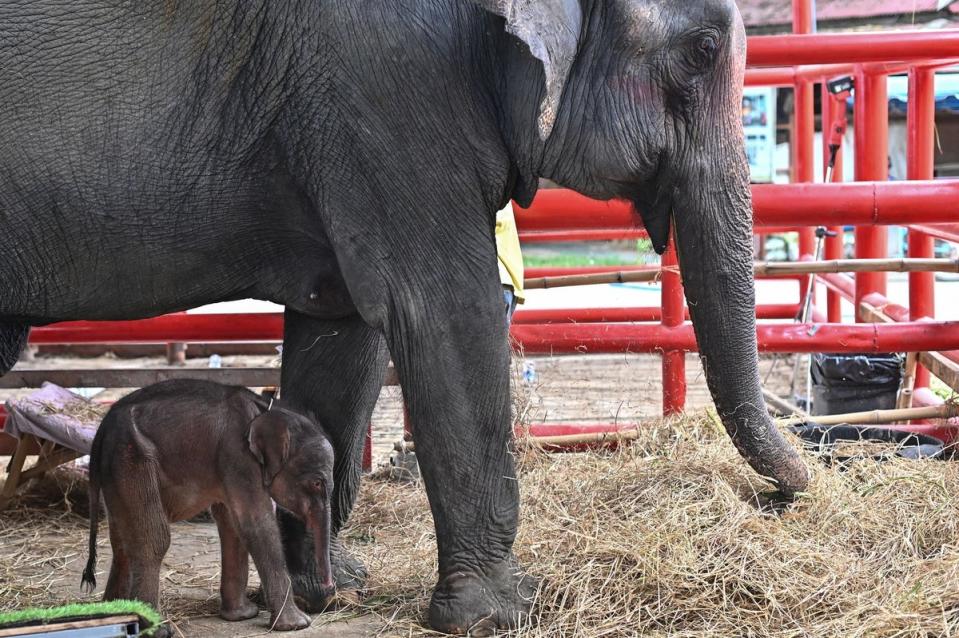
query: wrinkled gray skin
82 380 335 631
0 1 808 634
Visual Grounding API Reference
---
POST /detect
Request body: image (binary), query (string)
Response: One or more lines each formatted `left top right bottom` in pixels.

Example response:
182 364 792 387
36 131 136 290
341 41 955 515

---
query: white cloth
4 383 101 454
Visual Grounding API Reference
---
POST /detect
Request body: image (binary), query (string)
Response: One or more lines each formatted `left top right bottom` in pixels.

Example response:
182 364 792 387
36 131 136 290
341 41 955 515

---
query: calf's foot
428 556 536 636
220 598 259 622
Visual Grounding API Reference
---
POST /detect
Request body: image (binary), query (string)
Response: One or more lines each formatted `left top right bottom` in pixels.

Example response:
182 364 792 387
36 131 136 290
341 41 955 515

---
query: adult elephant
0 0 808 634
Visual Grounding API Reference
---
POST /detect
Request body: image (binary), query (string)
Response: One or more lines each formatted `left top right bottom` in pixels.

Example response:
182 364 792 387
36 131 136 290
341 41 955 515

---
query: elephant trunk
309 498 335 602
671 151 809 495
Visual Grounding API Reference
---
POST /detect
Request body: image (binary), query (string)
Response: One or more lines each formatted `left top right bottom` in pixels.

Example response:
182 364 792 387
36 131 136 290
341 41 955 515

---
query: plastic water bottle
522 361 537 384
209 354 222 369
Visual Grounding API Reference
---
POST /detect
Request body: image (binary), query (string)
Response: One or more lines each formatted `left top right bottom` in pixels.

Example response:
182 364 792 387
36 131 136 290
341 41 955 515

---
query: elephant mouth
619 153 674 255
631 185 674 255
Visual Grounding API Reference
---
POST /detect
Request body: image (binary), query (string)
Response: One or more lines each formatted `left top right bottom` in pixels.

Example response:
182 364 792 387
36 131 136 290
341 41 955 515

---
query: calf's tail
81 474 101 593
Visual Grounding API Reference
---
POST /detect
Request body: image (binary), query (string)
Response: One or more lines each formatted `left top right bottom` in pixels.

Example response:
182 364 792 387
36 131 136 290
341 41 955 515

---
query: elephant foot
428 556 536 636
290 538 367 612
220 599 259 622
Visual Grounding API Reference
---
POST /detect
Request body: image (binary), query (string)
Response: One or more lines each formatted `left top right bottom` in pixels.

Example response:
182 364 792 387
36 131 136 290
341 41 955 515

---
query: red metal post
661 238 686 416
853 69 889 319
793 0 817 262
907 67 937 389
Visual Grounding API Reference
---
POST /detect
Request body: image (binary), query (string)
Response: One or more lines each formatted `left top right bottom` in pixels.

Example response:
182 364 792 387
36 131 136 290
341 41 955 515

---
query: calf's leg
212 503 259 621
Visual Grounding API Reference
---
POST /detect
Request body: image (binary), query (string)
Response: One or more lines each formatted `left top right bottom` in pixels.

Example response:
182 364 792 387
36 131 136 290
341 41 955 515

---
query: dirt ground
0 352 795 636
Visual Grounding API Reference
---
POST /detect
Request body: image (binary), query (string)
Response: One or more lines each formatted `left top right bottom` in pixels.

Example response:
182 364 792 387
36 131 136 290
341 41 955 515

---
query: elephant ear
248 411 291 488
472 0 583 139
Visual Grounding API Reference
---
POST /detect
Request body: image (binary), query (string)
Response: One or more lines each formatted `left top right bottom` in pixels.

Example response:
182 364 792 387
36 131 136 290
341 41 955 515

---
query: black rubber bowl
788 423 945 463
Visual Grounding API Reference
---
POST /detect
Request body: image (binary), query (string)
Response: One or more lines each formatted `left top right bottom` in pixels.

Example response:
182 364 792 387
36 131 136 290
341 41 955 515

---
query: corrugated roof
737 0 958 28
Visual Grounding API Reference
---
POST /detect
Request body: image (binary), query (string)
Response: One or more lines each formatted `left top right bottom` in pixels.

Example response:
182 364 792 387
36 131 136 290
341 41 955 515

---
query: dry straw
5 415 959 637
348 416 959 637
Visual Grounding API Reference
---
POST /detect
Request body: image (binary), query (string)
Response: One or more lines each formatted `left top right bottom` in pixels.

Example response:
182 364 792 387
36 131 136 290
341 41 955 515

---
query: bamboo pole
524 258 959 291
897 352 919 412
393 402 958 453
777 402 959 427
754 257 959 276
763 388 810 419
525 269 667 290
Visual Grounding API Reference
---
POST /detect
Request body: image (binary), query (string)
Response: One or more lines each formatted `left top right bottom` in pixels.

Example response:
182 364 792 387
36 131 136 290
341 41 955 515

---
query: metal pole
907 67 937 390
747 30 959 66
793 0 817 261
661 238 686 416
514 181 959 231
509 321 959 355
854 69 890 319
821 88 846 322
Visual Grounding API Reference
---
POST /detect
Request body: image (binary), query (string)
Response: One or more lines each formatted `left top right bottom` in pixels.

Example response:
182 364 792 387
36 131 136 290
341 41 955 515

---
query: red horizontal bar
908 224 959 246
520 422 639 452
517 182 959 232
861 292 959 373
511 321 959 355
512 304 800 325
747 30 959 67
745 60 959 87
31 314 285 345
818 272 855 303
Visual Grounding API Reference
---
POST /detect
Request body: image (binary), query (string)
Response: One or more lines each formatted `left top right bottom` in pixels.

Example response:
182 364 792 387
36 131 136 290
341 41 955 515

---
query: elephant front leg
385 289 535 635
279 311 389 609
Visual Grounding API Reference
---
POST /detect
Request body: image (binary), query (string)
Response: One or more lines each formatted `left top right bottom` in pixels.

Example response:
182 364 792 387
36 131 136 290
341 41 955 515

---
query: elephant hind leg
103 516 133 601
108 466 170 608
0 321 28 375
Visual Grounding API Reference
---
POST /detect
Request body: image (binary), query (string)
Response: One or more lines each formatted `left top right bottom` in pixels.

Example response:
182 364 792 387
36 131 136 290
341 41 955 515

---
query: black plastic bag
810 353 903 416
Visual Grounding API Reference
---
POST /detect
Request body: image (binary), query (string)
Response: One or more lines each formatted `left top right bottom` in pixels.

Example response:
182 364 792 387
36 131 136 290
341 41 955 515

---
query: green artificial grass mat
0 600 163 635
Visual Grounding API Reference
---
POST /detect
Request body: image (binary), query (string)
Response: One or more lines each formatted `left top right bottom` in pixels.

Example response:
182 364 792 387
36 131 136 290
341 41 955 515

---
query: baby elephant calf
82 379 336 631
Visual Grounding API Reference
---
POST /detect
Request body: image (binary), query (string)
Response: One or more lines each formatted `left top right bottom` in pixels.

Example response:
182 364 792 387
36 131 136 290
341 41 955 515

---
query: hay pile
4 414 959 636
346 415 959 637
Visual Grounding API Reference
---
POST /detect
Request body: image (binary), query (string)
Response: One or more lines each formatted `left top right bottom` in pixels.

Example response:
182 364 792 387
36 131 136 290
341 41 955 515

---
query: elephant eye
310 479 326 495
697 35 718 63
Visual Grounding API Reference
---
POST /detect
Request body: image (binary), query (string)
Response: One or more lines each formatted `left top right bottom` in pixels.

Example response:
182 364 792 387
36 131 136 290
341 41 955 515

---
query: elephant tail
81 473 101 593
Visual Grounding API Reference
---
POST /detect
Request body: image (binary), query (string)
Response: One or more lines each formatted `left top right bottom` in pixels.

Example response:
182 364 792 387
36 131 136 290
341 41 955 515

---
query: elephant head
249 408 336 599
477 0 809 494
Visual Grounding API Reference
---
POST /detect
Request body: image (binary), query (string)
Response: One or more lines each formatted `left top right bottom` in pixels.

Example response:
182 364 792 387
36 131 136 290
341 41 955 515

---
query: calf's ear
470 0 583 139
248 412 291 488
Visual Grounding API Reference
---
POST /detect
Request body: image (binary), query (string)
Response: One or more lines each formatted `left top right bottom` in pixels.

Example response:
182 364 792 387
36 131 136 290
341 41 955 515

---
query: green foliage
930 376 957 402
